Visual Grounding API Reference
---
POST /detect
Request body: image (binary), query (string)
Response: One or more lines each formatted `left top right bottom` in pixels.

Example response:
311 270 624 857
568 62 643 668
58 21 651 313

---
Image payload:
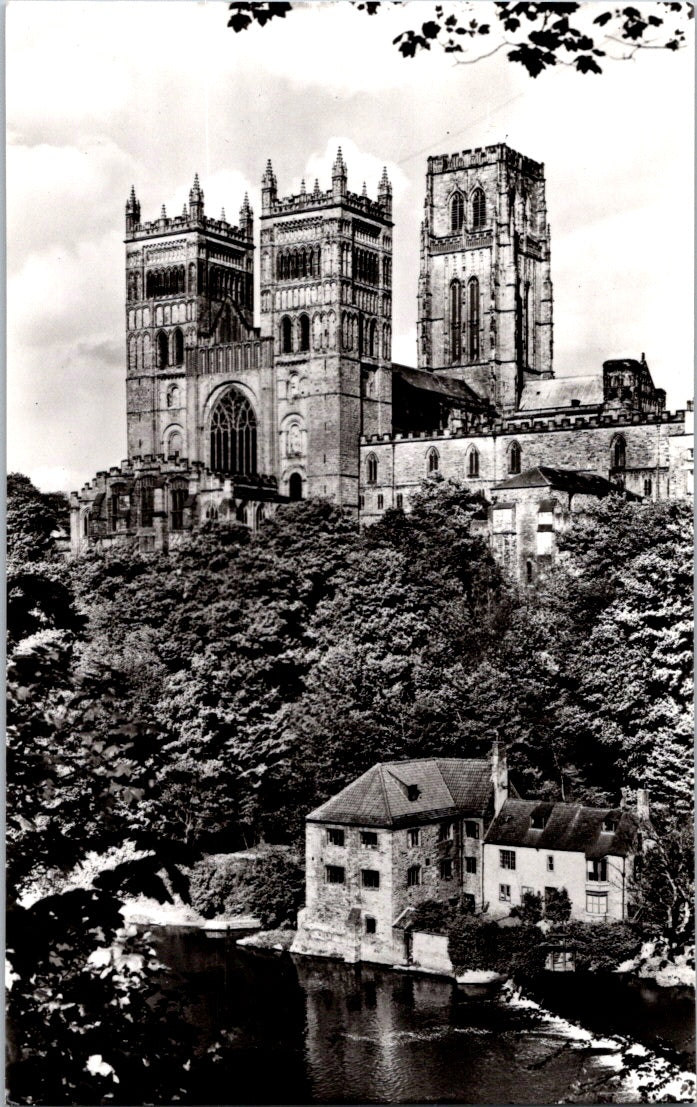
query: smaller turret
125 186 141 234
261 159 277 213
189 173 204 222
239 192 254 238
332 146 347 201
378 166 392 218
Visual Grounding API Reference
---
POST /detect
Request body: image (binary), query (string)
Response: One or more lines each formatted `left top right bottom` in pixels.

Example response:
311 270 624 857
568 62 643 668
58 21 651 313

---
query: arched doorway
209 388 257 475
288 472 303 501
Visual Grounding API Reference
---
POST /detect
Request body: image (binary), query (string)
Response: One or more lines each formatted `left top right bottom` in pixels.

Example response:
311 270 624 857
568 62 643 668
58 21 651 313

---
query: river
146 926 694 1105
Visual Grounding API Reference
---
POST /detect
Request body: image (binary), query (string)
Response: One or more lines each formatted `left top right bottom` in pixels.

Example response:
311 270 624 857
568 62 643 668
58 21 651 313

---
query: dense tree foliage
6 472 693 1100
227 2 693 77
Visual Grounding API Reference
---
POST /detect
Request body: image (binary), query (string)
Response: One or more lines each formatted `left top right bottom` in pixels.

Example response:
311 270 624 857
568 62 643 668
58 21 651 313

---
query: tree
227 2 693 78
631 815 694 951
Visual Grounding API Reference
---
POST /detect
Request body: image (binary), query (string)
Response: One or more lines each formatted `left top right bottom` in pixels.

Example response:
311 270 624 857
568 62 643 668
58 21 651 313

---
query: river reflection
152 927 679 1104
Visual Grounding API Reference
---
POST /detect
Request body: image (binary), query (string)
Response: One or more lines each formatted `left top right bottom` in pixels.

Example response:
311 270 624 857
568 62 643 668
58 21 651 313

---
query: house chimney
636 788 650 823
491 740 508 815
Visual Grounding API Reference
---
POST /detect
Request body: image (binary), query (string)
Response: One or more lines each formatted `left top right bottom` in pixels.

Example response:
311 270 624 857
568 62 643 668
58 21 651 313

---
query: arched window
281 316 293 354
368 319 377 357
170 486 186 531
173 328 184 365
467 447 480 478
450 280 462 363
509 441 522 475
526 560 534 584
450 191 464 233
427 448 439 475
167 430 183 457
366 453 378 484
299 314 310 352
82 512 90 537
157 330 169 369
468 277 480 362
255 504 265 530
205 505 219 522
472 188 486 229
288 472 303 501
138 477 154 528
612 435 626 469
236 503 249 525
210 388 257 476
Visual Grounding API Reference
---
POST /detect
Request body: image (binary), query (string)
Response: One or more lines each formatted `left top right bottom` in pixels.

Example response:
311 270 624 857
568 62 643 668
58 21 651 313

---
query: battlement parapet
428 143 544 179
265 188 389 222
127 213 252 244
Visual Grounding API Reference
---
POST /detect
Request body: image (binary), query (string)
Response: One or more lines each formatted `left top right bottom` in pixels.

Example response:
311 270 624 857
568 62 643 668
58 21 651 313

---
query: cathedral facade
70 143 693 579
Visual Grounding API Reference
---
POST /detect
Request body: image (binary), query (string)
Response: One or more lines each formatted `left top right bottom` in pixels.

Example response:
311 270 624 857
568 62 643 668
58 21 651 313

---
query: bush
544 886 571 923
188 847 304 928
447 914 546 980
549 920 643 972
409 896 469 935
511 890 544 925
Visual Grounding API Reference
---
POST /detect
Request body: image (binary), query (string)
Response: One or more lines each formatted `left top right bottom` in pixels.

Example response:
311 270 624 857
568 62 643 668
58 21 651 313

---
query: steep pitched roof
492 466 628 497
307 758 494 828
392 365 491 412
484 799 639 859
518 375 604 412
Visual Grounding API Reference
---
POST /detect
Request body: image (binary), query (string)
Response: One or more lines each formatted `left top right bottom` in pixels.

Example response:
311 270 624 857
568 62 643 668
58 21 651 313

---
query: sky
7 0 694 493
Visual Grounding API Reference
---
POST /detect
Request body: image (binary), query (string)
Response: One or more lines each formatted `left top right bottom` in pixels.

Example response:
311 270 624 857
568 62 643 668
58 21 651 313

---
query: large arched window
450 279 462 363
509 441 522 475
468 277 480 362
472 188 486 229
612 435 626 469
427 447 440 475
173 328 184 365
281 316 293 354
450 191 465 233
210 388 257 476
366 453 378 484
288 472 303 501
299 314 310 352
157 330 169 369
467 447 480 478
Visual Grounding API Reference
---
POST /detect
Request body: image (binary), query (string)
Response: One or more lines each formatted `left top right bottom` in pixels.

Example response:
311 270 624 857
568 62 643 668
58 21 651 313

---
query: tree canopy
227 1 693 78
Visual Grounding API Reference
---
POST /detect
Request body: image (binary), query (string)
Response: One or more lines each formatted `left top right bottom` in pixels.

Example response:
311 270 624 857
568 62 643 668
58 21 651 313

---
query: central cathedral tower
418 143 553 413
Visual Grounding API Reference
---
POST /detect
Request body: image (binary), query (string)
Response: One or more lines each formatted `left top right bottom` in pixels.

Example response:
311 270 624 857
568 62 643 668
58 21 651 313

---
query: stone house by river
291 746 648 967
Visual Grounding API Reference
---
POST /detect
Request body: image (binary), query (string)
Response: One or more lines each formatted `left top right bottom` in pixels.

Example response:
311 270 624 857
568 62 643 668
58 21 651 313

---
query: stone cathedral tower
259 149 393 505
417 144 553 412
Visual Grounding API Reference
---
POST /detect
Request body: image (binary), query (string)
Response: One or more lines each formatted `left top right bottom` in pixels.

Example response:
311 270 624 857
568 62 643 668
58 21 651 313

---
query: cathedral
70 142 693 581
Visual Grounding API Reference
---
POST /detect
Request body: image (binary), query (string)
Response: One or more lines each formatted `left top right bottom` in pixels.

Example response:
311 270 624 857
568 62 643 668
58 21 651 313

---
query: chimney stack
491 740 508 816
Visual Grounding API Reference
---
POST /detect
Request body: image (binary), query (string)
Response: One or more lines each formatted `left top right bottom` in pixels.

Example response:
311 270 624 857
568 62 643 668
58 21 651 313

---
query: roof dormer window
407 784 420 802
603 814 619 833
530 812 547 830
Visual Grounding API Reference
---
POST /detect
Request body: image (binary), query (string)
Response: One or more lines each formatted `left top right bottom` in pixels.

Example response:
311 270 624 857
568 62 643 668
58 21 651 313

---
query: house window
465 857 477 875
500 849 516 870
587 859 608 882
361 831 378 848
509 442 522 475
586 891 608 915
362 869 380 889
377 494 384 511
547 855 554 872
407 865 421 887
366 453 378 484
396 492 404 510
408 828 420 848
521 886 534 897
325 865 345 885
365 916 377 935
439 858 453 881
327 828 345 847
464 821 480 840
531 812 547 830
603 815 619 832
467 448 480 478
438 822 453 842
450 191 465 233
499 884 511 902
643 478 653 497
427 448 440 475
